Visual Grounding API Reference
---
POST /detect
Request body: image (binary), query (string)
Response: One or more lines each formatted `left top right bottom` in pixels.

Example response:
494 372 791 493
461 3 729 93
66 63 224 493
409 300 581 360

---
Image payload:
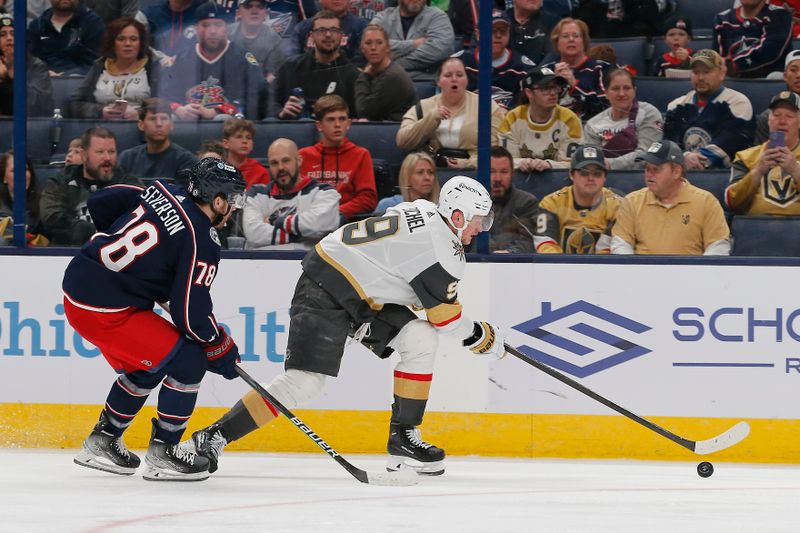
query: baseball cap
769 90 800 111
690 49 724 70
663 14 692 38
522 66 567 89
492 9 511 26
0 14 12 27
636 140 685 166
786 49 800 68
195 1 227 20
238 0 267 6
570 144 606 171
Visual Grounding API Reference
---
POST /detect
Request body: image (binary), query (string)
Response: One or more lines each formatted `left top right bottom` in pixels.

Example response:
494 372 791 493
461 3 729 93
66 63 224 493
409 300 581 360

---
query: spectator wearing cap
484 144 540 253
754 49 800 143
663 49 754 170
68 17 161 120
535 143 623 254
540 18 612 121
498 66 583 172
651 14 693 77
584 68 664 170
456 9 533 110
572 0 662 39
229 0 285 84
159 1 267 120
713 0 792 78
506 0 559 66
370 0 455 82
0 14 53 117
611 140 731 255
27 0 105 75
287 0 367 66
726 91 800 215
144 0 236 60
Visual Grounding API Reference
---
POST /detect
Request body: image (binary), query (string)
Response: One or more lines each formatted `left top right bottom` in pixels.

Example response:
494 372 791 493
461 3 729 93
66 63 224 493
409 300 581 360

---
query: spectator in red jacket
299 94 377 222
222 118 269 189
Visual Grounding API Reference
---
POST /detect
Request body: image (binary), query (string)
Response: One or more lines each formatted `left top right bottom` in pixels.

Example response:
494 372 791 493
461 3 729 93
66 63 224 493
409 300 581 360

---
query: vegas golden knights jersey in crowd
305 200 473 337
534 186 622 254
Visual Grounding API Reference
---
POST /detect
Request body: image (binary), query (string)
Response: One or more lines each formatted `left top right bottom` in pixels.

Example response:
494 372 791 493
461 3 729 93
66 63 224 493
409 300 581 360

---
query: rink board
1 254 799 462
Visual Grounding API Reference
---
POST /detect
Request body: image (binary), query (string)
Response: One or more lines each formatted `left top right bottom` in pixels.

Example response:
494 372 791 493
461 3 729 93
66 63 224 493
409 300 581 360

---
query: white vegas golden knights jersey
307 200 470 334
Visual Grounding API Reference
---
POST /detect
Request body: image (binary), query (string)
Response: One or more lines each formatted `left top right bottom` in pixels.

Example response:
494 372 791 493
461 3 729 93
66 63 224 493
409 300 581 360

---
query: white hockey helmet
437 175 494 239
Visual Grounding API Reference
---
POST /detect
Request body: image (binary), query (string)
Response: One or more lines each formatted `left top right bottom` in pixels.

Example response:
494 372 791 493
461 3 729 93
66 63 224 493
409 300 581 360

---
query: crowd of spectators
3 0 800 256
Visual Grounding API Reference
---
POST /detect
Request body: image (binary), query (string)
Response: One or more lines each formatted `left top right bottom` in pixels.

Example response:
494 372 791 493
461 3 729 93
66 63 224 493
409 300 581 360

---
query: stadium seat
723 78 785 114
346 122 404 170
593 37 650 76
731 215 800 256
413 81 437 100
635 76 692 112
32 163 63 187
51 76 86 116
674 0 732 33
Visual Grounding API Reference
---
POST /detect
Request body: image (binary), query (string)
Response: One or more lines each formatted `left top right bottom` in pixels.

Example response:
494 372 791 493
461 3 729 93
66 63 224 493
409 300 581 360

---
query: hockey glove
463 321 506 359
204 330 240 380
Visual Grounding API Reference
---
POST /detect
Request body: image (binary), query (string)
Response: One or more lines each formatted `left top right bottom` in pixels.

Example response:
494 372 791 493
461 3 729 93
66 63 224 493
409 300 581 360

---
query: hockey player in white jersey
189 176 505 476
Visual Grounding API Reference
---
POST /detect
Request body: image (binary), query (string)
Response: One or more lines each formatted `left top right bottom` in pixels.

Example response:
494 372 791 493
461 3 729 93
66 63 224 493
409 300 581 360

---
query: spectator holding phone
68 17 160 119
726 91 800 215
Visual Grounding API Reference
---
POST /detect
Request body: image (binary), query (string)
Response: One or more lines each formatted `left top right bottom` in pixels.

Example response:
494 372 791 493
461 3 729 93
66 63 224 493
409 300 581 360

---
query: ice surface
2 450 799 532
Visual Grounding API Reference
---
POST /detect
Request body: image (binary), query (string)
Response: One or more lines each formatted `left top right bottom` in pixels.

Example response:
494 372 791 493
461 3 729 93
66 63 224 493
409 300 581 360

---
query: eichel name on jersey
302 199 473 337
62 181 225 344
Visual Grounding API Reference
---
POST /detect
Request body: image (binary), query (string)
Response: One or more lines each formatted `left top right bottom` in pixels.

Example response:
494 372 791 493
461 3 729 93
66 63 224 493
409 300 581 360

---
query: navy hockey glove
205 330 240 380
463 321 506 359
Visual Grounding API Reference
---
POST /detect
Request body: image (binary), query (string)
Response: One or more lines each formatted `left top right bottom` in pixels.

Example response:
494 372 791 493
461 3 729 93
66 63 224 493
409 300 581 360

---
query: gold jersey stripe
315 244 384 311
393 377 432 400
426 301 463 326
242 389 278 427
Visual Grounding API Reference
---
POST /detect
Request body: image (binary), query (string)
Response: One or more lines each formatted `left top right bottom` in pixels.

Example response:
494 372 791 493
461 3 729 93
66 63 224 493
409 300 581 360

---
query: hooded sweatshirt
238 158 270 189
299 138 377 220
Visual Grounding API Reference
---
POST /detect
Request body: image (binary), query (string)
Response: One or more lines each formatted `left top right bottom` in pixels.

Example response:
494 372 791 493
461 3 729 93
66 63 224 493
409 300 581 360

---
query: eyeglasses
312 27 343 35
533 85 561 93
559 33 582 40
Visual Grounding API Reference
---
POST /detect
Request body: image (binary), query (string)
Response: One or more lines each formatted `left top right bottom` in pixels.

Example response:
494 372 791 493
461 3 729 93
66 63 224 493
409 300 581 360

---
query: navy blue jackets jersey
542 57 612 120
663 86 755 168
62 181 224 344
713 4 793 78
265 0 318 38
159 41 267 119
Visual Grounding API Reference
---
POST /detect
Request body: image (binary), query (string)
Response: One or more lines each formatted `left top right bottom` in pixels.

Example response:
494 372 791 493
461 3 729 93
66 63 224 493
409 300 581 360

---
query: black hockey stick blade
504 344 750 455
235 365 419 486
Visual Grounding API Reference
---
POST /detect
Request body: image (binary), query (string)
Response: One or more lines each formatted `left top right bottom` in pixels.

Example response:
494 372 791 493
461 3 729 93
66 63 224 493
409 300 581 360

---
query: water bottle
232 99 244 120
49 108 63 156
291 87 307 119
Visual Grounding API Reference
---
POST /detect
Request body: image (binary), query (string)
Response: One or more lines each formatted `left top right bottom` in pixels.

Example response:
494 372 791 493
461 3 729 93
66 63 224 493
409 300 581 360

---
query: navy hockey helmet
185 158 247 210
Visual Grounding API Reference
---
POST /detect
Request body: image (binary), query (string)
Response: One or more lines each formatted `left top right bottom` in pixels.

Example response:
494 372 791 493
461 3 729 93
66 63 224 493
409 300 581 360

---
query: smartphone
113 99 128 112
768 131 785 149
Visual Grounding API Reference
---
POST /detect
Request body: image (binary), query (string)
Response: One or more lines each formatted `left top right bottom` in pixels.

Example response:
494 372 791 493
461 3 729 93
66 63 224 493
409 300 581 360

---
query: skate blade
74 451 137 476
142 464 209 482
386 455 444 476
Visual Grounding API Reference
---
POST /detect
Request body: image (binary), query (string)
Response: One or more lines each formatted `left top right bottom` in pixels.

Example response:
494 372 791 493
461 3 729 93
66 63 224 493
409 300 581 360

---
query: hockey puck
697 461 714 478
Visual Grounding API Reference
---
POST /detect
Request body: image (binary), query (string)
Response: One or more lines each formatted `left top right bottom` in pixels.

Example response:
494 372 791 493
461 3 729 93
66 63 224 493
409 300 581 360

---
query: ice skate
74 411 140 475
386 423 445 476
190 422 227 474
143 419 210 481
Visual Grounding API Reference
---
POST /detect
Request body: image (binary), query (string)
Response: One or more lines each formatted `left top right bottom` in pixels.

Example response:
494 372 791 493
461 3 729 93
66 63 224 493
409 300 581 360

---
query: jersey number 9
341 215 399 246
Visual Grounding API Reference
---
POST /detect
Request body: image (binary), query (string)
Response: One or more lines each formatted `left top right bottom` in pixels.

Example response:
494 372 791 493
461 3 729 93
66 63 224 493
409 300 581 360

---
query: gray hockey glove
463 321 506 359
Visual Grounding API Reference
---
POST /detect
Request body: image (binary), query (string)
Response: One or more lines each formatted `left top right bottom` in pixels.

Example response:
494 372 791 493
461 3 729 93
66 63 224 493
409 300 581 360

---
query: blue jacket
27 4 105 75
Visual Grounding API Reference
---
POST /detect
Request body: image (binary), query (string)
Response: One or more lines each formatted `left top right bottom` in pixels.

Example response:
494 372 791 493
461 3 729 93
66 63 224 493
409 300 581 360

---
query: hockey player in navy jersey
64 158 246 481
189 176 506 476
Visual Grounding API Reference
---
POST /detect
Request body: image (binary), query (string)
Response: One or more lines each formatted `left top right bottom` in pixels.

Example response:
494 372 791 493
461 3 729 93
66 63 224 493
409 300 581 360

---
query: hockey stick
504 344 750 455
235 365 419 487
